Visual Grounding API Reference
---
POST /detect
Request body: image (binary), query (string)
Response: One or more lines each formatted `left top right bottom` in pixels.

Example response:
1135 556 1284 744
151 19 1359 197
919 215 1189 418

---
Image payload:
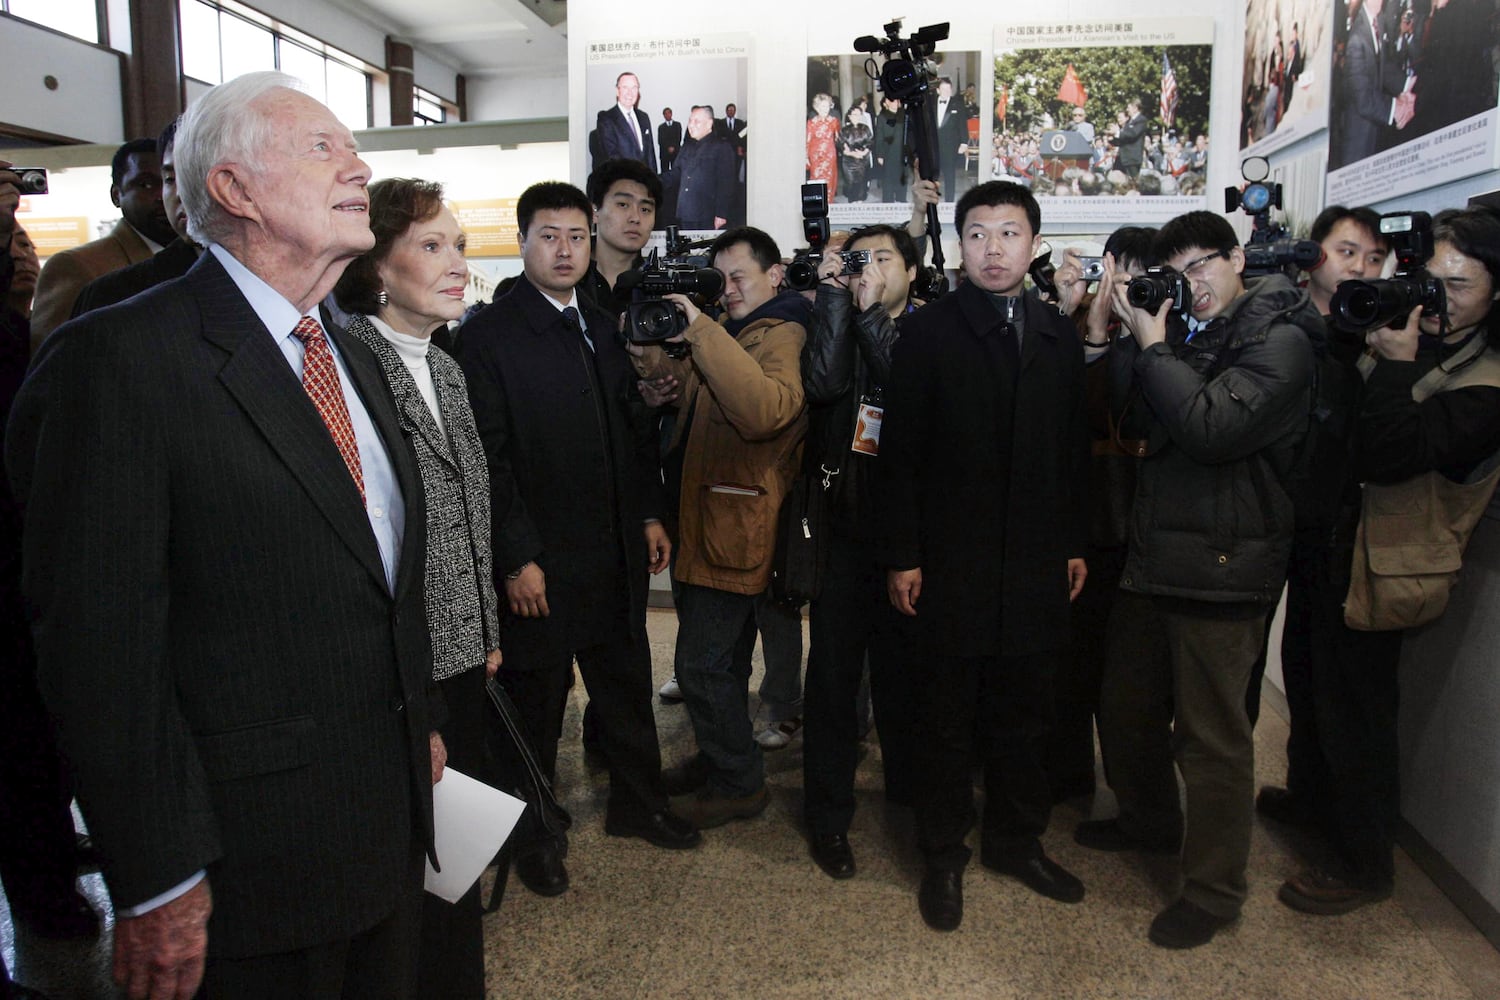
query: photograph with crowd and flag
992 20 1216 223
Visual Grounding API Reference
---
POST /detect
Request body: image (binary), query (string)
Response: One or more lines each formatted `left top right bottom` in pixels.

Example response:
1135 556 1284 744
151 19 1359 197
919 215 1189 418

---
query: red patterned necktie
292 316 365 505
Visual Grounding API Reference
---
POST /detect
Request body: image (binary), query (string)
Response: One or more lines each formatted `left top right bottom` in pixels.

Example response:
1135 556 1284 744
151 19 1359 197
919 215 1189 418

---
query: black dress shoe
982 852 1085 903
918 867 963 931
809 833 856 880
604 810 703 849
1255 785 1318 829
515 845 569 897
10 890 100 940
1148 897 1235 949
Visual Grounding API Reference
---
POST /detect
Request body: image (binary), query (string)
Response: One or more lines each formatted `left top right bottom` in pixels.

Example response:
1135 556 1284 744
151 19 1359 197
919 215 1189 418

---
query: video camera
1127 265 1193 319
853 18 950 298
1329 211 1446 332
1226 155 1322 278
618 225 725 349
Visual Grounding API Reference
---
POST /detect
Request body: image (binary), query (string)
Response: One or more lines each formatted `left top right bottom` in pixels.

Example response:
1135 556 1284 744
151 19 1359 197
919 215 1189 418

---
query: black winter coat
456 275 661 665
1118 274 1321 606
876 282 1088 658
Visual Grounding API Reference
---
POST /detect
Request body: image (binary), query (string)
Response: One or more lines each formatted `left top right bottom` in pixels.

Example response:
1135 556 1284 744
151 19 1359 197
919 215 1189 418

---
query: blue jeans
674 582 766 797
754 591 804 723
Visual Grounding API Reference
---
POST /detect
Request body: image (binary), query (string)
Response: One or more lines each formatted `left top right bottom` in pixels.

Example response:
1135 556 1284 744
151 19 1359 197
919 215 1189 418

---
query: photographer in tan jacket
631 226 807 829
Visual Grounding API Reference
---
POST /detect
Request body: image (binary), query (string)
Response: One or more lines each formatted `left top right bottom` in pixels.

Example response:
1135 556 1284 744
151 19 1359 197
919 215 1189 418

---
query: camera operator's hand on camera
817 252 848 287
0 160 21 242
1054 249 1089 317
853 266 888 314
1366 304 1423 362
1084 255 1121 345
907 179 941 238
1108 255 1169 349
662 293 701 337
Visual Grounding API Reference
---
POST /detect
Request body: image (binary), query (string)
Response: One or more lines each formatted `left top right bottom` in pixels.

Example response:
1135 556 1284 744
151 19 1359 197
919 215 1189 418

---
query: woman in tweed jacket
334 177 500 1000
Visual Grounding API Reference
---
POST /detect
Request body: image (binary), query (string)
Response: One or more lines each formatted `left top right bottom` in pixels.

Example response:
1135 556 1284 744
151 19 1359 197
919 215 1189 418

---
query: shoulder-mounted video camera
618 225 724 349
1227 155 1322 278
1329 211 1445 332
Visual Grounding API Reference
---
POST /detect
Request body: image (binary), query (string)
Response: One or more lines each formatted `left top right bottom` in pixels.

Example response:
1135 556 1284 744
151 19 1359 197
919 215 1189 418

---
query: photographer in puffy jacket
1277 206 1500 918
798 224 921 880
1107 210 1320 949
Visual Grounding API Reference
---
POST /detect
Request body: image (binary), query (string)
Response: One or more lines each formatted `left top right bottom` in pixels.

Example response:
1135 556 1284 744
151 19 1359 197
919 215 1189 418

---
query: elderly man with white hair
5 71 442 999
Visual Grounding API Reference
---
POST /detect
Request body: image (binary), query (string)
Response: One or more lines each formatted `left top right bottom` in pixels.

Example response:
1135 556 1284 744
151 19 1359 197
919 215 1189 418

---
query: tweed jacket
346 313 500 680
30 219 155 351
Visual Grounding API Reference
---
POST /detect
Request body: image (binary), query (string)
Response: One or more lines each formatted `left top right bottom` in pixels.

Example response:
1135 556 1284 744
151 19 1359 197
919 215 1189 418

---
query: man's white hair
176 71 305 247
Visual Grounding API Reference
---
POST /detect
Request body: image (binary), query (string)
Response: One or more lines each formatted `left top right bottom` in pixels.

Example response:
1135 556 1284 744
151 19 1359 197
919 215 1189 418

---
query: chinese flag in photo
1160 53 1179 128
1057 64 1088 106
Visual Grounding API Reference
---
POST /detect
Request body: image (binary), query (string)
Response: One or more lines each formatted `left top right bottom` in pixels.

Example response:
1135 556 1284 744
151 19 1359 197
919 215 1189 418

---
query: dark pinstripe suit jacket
4 251 438 959
345 313 500 681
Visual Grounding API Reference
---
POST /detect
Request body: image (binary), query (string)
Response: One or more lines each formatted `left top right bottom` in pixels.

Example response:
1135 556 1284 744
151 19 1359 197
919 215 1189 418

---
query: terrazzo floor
5 606 1499 999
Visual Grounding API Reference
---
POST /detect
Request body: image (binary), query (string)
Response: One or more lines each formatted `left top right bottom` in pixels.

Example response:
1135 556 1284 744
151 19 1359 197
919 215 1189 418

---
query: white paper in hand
423 768 527 903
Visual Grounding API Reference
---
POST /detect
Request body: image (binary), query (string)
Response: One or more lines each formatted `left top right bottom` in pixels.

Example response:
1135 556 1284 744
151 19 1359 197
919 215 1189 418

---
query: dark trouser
1300 541 1404 886
673 583 765 797
498 629 666 855
1045 544 1126 800
915 651 1056 872
1096 589 1179 846
1276 531 1326 800
1158 605 1266 919
0 617 80 921
200 850 424 999
802 531 920 837
418 667 491 1000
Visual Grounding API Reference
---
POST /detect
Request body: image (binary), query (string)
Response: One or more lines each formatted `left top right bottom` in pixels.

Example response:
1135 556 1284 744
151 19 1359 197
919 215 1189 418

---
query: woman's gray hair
176 71 304 247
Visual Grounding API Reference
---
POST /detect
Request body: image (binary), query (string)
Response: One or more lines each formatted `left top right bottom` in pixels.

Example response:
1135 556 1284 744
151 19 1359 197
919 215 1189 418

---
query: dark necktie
292 316 365 504
563 306 592 352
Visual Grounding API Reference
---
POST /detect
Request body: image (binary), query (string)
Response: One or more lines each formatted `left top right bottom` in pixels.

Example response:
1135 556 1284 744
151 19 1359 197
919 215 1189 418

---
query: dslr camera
786 181 843 292
619 228 725 347
1127 265 1193 319
1329 212 1445 332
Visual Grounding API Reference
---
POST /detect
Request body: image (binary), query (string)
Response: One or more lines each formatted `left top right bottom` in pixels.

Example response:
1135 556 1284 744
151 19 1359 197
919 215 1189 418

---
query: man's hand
1108 256 1169 349
1085 254 1120 344
430 731 447 784
505 562 549 618
644 521 672 574
1366 304 1423 362
853 265 888 313
1395 90 1417 129
113 878 212 1000
639 375 680 408
1067 558 1088 601
888 568 923 616
0 161 21 243
661 293 702 337
1054 248 1089 316
713 216 726 229
485 648 503 679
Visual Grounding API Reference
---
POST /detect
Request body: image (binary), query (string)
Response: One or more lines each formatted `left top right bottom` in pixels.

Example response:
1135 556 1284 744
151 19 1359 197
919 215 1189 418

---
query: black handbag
770 459 838 607
482 677 572 912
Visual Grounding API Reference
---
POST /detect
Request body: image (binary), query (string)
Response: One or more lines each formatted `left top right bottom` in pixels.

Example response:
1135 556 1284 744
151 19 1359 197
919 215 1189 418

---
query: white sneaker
659 676 683 701
755 718 803 750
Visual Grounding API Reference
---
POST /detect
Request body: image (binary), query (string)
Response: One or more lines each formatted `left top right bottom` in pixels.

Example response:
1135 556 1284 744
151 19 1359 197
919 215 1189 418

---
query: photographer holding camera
798 223 923 880
629 227 808 830
1275 207 1500 917
1108 210 1320 949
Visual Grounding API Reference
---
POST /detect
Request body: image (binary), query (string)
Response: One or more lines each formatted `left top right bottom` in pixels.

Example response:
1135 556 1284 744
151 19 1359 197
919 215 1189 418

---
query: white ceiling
341 0 568 78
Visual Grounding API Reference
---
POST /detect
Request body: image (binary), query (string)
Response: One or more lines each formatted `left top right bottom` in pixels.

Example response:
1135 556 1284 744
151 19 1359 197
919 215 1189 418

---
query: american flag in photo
1160 53 1178 128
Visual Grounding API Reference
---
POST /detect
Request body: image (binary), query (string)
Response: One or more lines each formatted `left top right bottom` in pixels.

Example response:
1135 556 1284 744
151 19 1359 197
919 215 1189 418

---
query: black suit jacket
658 120 683 169
671 135 736 228
1113 112 1150 172
876 284 1088 658
1336 7 1406 167
455 275 659 665
5 251 437 959
596 105 658 172
70 238 199 319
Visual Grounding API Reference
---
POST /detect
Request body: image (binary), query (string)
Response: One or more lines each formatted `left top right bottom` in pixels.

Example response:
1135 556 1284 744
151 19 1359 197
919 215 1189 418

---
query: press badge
851 401 883 456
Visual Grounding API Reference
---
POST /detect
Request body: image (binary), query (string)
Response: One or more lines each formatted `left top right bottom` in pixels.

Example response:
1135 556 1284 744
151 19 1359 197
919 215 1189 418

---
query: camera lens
635 302 679 340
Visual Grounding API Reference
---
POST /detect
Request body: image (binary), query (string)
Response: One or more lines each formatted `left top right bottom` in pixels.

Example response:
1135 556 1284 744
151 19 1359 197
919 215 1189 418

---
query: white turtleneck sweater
369 314 446 434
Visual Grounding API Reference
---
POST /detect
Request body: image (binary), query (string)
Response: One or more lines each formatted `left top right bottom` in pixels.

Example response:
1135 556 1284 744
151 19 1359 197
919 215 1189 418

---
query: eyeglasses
1180 250 1226 280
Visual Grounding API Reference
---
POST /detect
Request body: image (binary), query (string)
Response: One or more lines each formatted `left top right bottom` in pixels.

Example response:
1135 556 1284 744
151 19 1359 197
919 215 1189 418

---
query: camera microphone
853 35 884 53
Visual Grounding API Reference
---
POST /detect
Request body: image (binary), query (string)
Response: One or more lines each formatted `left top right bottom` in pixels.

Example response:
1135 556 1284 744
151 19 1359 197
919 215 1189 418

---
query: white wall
466 72 569 122
0 18 126 144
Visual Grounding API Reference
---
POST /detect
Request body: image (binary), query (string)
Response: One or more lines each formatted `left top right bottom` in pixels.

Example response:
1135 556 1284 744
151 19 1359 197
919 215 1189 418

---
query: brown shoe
1279 867 1393 915
670 785 770 829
